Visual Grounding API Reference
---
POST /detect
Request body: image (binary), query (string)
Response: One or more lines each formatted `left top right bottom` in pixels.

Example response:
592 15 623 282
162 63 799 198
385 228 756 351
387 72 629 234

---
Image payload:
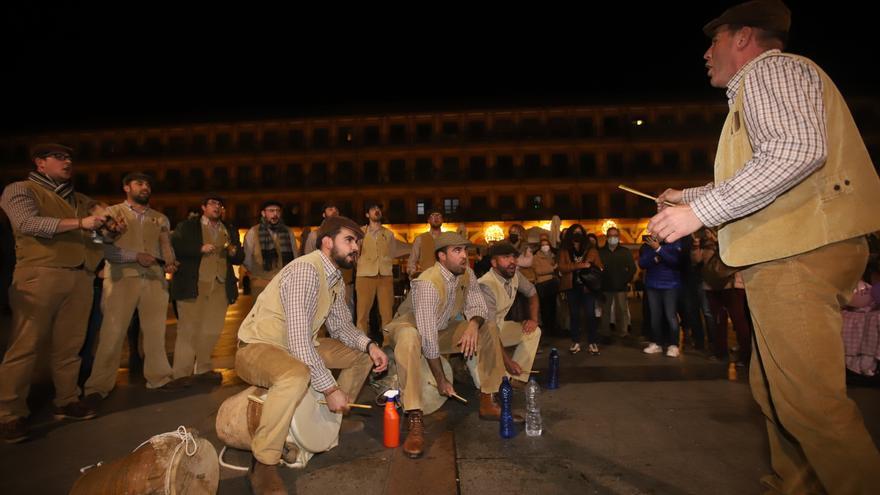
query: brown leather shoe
247 457 288 495
0 418 28 444
478 392 502 420
402 410 424 458
479 393 524 423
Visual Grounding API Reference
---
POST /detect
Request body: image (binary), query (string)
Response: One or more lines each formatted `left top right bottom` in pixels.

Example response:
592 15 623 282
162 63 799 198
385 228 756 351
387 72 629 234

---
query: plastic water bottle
547 348 560 389
499 376 515 439
525 377 543 437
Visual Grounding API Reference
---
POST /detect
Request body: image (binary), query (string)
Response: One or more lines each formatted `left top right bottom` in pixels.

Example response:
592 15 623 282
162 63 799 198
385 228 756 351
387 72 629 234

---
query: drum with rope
215 385 342 469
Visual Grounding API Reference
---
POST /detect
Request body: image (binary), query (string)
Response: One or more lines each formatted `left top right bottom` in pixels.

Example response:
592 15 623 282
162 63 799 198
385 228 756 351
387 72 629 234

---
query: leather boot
247 457 288 495
479 392 525 423
402 409 425 458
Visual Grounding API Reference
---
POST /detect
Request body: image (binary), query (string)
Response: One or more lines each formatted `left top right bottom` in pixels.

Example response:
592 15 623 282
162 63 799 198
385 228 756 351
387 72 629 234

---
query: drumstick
428 382 469 403
617 185 676 207
529 370 540 374
317 400 373 410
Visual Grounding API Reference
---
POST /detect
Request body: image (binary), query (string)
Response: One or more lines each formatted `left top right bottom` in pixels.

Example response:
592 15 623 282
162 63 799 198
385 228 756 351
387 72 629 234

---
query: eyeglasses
43 152 72 161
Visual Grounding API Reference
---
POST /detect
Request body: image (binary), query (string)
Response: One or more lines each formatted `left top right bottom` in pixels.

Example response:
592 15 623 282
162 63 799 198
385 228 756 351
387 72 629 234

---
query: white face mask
541 245 551 253
608 237 619 247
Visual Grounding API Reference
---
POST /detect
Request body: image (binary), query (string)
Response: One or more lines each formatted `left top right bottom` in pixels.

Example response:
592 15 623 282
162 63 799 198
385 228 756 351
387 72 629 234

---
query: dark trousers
566 287 597 345
706 288 752 362
536 279 559 336
646 288 679 347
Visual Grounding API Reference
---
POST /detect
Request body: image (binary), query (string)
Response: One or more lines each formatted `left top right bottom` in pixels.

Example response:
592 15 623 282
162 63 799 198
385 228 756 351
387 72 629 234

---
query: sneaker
154 377 192 392
53 400 97 421
666 345 681 358
643 343 662 354
588 343 600 355
569 343 582 354
0 418 28 444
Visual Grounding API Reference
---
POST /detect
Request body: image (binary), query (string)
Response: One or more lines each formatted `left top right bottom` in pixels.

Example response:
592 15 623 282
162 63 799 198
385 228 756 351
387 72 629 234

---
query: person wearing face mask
558 224 604 354
532 234 559 336
599 227 636 341
505 224 535 322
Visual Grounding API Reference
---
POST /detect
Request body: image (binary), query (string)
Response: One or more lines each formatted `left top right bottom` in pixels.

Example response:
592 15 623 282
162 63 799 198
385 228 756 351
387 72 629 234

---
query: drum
70 427 219 494
373 348 453 416
215 385 342 469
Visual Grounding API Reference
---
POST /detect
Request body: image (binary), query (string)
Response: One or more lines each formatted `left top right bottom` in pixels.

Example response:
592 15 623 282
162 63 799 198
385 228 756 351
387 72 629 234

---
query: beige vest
238 251 343 349
478 270 520 326
106 203 169 280
386 264 470 331
13 182 102 272
357 225 394 277
247 225 286 281
717 53 880 266
198 220 229 282
416 231 437 273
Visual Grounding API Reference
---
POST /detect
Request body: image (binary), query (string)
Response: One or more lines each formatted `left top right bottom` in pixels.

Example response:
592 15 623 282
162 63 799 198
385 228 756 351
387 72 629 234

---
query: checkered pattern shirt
279 251 370 392
0 181 64 238
412 263 488 360
683 50 828 227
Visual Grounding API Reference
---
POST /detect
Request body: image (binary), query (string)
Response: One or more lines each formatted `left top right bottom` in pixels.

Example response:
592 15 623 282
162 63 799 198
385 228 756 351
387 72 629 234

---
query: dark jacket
598 244 636 292
169 217 244 304
638 239 684 290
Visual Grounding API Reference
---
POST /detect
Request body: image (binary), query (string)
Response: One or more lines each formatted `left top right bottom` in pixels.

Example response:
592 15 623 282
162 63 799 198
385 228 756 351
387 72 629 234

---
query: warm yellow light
601 219 618 234
540 221 552 231
635 119 644 126
485 225 505 242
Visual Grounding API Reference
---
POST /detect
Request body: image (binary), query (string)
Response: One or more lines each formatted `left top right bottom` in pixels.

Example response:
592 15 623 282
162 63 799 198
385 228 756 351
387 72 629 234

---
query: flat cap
703 0 791 36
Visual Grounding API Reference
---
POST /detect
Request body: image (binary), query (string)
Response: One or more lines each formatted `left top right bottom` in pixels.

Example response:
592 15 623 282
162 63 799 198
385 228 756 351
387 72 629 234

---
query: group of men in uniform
234 202 545 493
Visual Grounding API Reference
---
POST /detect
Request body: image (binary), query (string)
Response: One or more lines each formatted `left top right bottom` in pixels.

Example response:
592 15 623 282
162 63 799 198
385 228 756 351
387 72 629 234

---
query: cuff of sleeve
682 186 707 204
312 369 338 393
423 344 440 361
689 192 730 228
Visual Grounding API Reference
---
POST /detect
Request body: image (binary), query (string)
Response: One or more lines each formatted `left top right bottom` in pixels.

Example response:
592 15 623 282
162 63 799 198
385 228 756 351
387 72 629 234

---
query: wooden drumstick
618 185 676 207
428 382 469 403
318 400 373 410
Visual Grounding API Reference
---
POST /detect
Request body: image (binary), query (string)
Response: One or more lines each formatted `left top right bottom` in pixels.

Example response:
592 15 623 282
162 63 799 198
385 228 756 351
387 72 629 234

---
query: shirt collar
726 49 781 103
124 200 150 215
318 250 342 287
437 262 457 285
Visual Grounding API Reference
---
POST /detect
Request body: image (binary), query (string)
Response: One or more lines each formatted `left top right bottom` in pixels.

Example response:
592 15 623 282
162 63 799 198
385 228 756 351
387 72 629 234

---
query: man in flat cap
476 242 542 387
0 144 112 442
83 172 184 404
383 232 505 458
169 194 244 383
243 200 297 299
648 1 880 492
236 216 388 494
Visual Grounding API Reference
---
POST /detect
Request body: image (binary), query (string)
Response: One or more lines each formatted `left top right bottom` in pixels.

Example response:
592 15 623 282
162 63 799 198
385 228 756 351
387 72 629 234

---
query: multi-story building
3 100 878 244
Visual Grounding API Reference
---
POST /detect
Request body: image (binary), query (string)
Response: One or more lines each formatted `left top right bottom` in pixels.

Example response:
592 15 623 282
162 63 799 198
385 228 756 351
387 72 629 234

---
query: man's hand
200 244 216 254
323 388 351 414
80 215 106 231
656 189 684 211
136 253 157 267
457 321 480 358
436 377 457 398
522 319 539 334
647 206 704 244
108 216 127 235
165 260 180 274
369 344 389 373
646 237 661 251
503 353 523 377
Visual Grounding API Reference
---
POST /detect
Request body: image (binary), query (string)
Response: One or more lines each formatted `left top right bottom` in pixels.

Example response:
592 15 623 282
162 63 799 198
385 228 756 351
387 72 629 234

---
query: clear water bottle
499 376 515 439
547 348 560 389
525 377 542 437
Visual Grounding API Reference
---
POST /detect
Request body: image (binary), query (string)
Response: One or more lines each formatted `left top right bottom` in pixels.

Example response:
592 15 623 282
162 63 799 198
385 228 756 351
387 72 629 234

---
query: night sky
1 2 876 135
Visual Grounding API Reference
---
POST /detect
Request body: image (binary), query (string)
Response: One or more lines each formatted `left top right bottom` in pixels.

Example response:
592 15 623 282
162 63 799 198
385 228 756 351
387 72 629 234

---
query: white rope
131 426 199 495
218 446 249 472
